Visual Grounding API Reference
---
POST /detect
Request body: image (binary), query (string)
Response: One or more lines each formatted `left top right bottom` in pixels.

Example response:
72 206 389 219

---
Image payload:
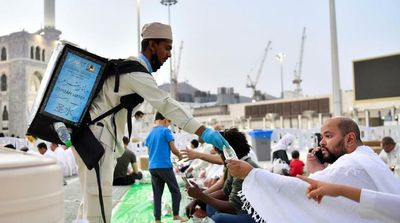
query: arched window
35 46 41 60
30 46 34 59
1 47 6 61
2 106 8 121
1 74 6 91
42 49 45 61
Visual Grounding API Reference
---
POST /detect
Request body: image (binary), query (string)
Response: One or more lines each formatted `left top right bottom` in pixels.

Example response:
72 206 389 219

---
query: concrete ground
63 176 130 223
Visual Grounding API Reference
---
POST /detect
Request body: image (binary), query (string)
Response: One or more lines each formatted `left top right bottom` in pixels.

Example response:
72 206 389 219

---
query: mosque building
0 0 60 137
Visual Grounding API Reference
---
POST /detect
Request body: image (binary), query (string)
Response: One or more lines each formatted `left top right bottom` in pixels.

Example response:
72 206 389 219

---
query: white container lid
0 147 56 169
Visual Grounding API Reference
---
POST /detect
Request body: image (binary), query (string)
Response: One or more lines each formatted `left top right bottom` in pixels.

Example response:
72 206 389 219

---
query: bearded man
227 117 400 223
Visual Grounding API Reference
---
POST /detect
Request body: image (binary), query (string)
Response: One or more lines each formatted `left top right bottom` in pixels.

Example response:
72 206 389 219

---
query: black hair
4 144 15 149
337 118 363 145
20 146 29 152
122 136 129 145
37 142 47 149
141 39 168 52
154 112 166 121
191 139 199 148
382 136 396 146
291 150 300 159
220 128 250 159
134 110 144 117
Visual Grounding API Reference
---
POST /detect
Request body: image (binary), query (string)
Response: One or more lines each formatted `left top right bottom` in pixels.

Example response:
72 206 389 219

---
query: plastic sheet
112 183 182 223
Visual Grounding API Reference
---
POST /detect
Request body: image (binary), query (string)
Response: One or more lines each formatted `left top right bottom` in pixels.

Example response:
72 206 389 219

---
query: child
145 112 188 223
289 150 304 176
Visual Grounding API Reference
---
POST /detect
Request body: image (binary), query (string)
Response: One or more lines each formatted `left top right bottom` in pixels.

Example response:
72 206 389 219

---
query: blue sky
1 0 399 98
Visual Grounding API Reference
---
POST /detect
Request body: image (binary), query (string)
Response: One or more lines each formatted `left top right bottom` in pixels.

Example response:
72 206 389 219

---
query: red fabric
289 159 304 176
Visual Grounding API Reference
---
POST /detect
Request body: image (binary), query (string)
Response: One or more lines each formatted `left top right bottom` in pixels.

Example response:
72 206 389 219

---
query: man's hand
185 199 198 218
181 147 200 160
186 181 203 199
226 159 253 179
177 151 184 160
307 148 327 174
201 128 229 151
186 167 193 173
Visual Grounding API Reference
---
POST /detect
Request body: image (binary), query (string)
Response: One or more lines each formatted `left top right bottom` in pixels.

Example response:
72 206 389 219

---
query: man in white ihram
379 136 400 178
227 117 400 223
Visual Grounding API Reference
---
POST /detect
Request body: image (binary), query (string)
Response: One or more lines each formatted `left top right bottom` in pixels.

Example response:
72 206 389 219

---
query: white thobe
189 143 213 178
54 147 70 177
359 189 400 223
379 145 400 177
241 146 400 223
76 56 202 223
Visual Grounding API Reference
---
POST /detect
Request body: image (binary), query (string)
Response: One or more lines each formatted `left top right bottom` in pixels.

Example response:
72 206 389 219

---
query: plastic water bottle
223 145 238 160
53 122 72 148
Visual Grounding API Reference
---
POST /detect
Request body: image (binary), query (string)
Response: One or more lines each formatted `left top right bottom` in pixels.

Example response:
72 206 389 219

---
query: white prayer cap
141 22 172 40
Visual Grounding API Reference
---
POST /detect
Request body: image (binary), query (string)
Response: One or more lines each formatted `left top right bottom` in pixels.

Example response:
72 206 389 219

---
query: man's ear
149 40 157 53
346 132 356 145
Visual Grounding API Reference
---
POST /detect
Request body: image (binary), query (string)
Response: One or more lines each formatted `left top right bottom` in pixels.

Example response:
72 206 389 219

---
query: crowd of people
5 21 399 223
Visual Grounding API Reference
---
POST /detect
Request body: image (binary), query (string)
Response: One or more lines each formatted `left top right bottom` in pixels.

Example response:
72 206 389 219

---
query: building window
2 106 8 121
35 46 41 60
42 49 45 61
1 74 6 91
1 47 6 61
30 46 34 59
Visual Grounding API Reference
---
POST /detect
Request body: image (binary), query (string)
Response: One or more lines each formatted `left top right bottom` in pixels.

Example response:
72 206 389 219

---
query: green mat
111 183 186 223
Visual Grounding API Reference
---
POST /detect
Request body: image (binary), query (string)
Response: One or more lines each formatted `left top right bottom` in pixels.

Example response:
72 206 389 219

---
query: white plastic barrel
0 148 64 223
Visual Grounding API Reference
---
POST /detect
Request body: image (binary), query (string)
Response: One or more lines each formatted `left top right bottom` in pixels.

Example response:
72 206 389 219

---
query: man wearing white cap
74 22 229 223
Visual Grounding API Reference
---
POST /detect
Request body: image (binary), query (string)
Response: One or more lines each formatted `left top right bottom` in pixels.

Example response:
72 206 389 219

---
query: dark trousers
113 172 143 186
206 205 256 223
150 168 181 220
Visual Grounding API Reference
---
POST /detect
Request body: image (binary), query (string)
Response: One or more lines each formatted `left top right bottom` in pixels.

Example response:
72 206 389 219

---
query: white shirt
43 149 58 160
241 146 400 223
64 147 77 176
379 144 400 177
124 117 143 140
359 189 400 223
54 147 70 177
190 143 213 171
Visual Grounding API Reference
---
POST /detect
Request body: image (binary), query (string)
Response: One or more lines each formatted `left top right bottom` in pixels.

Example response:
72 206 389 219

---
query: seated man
227 117 400 223
186 128 259 223
113 136 143 185
379 136 400 177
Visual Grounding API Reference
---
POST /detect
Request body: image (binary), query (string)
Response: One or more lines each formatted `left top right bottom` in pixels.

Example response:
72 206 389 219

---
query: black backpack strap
94 163 107 223
88 104 124 125
111 60 150 93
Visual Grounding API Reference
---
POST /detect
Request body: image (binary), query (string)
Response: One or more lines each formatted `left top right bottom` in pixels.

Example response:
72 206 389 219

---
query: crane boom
255 41 272 84
293 27 306 94
246 41 272 101
171 41 183 100
298 27 306 81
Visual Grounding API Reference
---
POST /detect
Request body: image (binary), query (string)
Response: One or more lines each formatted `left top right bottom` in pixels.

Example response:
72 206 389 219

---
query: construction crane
293 27 306 95
246 41 272 102
170 40 183 99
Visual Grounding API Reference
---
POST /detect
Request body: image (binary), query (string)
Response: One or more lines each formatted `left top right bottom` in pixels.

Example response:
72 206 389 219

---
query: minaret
42 0 61 39
44 0 55 29
329 0 342 116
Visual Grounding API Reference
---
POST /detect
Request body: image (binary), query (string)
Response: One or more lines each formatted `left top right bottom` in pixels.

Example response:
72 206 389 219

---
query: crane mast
293 27 306 95
171 41 183 100
246 41 272 101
